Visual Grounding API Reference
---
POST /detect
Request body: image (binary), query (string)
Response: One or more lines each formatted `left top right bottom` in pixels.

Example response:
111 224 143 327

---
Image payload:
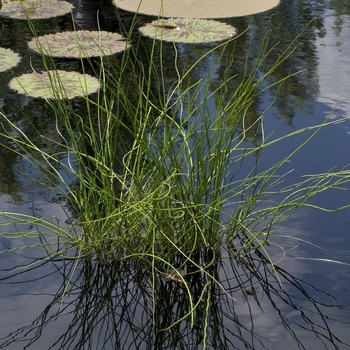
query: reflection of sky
0 200 73 343
223 203 350 350
317 10 350 117
221 8 350 348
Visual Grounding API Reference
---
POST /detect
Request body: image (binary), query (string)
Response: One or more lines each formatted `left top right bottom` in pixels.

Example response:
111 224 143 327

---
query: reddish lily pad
28 30 128 58
9 70 100 99
139 18 236 43
0 0 73 20
0 47 21 72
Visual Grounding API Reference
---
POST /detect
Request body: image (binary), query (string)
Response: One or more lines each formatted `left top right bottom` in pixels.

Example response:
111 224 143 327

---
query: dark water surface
1 0 350 349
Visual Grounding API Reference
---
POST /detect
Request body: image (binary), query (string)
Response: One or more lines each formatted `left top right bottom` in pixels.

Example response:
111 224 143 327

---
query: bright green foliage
1 14 350 287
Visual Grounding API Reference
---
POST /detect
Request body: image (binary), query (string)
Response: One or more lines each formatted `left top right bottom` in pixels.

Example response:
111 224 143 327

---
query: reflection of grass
1 13 350 333
1 252 349 349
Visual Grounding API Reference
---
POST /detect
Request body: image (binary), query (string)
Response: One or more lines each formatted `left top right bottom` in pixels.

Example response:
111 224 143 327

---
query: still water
1 0 350 349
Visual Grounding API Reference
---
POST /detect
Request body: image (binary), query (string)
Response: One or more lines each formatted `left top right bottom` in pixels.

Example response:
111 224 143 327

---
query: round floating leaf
113 0 280 18
28 30 128 58
0 0 73 20
139 18 236 43
9 70 100 99
0 47 21 72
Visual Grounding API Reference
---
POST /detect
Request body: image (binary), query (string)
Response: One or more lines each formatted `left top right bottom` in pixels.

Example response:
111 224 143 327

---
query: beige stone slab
113 0 280 18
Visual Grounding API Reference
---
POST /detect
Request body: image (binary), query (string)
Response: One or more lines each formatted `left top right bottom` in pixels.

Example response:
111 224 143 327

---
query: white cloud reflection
317 13 350 117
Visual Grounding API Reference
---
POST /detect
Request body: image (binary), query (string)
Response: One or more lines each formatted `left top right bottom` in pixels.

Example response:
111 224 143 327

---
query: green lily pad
9 70 100 99
0 0 73 20
0 47 21 72
113 0 280 18
28 30 129 58
139 18 236 43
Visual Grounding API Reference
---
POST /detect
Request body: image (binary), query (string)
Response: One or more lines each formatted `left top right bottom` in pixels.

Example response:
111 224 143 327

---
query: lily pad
113 0 280 18
9 70 100 99
139 18 236 43
28 30 128 58
0 47 21 72
0 0 73 20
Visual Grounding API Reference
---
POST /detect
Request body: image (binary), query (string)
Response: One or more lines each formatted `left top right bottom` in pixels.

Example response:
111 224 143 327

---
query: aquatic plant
0 0 73 20
28 30 129 58
0 47 21 72
2 20 349 260
139 18 236 43
8 70 100 99
1 12 350 336
113 0 280 18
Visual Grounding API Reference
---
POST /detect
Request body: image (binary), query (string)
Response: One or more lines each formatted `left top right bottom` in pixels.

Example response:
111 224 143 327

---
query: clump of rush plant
1 14 350 284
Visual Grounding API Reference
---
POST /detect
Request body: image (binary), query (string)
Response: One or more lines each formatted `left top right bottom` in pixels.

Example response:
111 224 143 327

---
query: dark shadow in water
1 246 349 350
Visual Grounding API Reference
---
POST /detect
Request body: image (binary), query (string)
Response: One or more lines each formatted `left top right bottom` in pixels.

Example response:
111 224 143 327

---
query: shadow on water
1 243 349 349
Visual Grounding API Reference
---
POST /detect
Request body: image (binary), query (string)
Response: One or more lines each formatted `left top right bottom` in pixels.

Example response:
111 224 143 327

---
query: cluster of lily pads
0 0 281 98
0 0 131 98
0 0 258 99
9 29 130 98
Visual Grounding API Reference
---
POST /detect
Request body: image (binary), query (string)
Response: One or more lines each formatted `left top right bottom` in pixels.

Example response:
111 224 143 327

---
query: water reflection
1 244 349 349
1 0 349 200
1 1 350 349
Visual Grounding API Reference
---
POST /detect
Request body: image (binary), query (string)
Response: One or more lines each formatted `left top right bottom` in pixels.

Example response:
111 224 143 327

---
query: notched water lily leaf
139 18 236 43
0 47 21 72
9 70 100 99
0 0 73 20
28 30 129 58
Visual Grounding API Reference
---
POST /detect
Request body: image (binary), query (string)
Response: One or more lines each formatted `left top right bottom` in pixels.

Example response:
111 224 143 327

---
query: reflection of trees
0 99 58 200
1 247 349 350
0 99 76 202
72 0 121 32
221 3 324 126
329 1 350 36
118 0 348 141
130 0 329 143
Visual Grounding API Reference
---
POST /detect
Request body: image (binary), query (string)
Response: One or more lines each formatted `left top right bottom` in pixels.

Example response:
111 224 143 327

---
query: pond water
1 0 350 349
